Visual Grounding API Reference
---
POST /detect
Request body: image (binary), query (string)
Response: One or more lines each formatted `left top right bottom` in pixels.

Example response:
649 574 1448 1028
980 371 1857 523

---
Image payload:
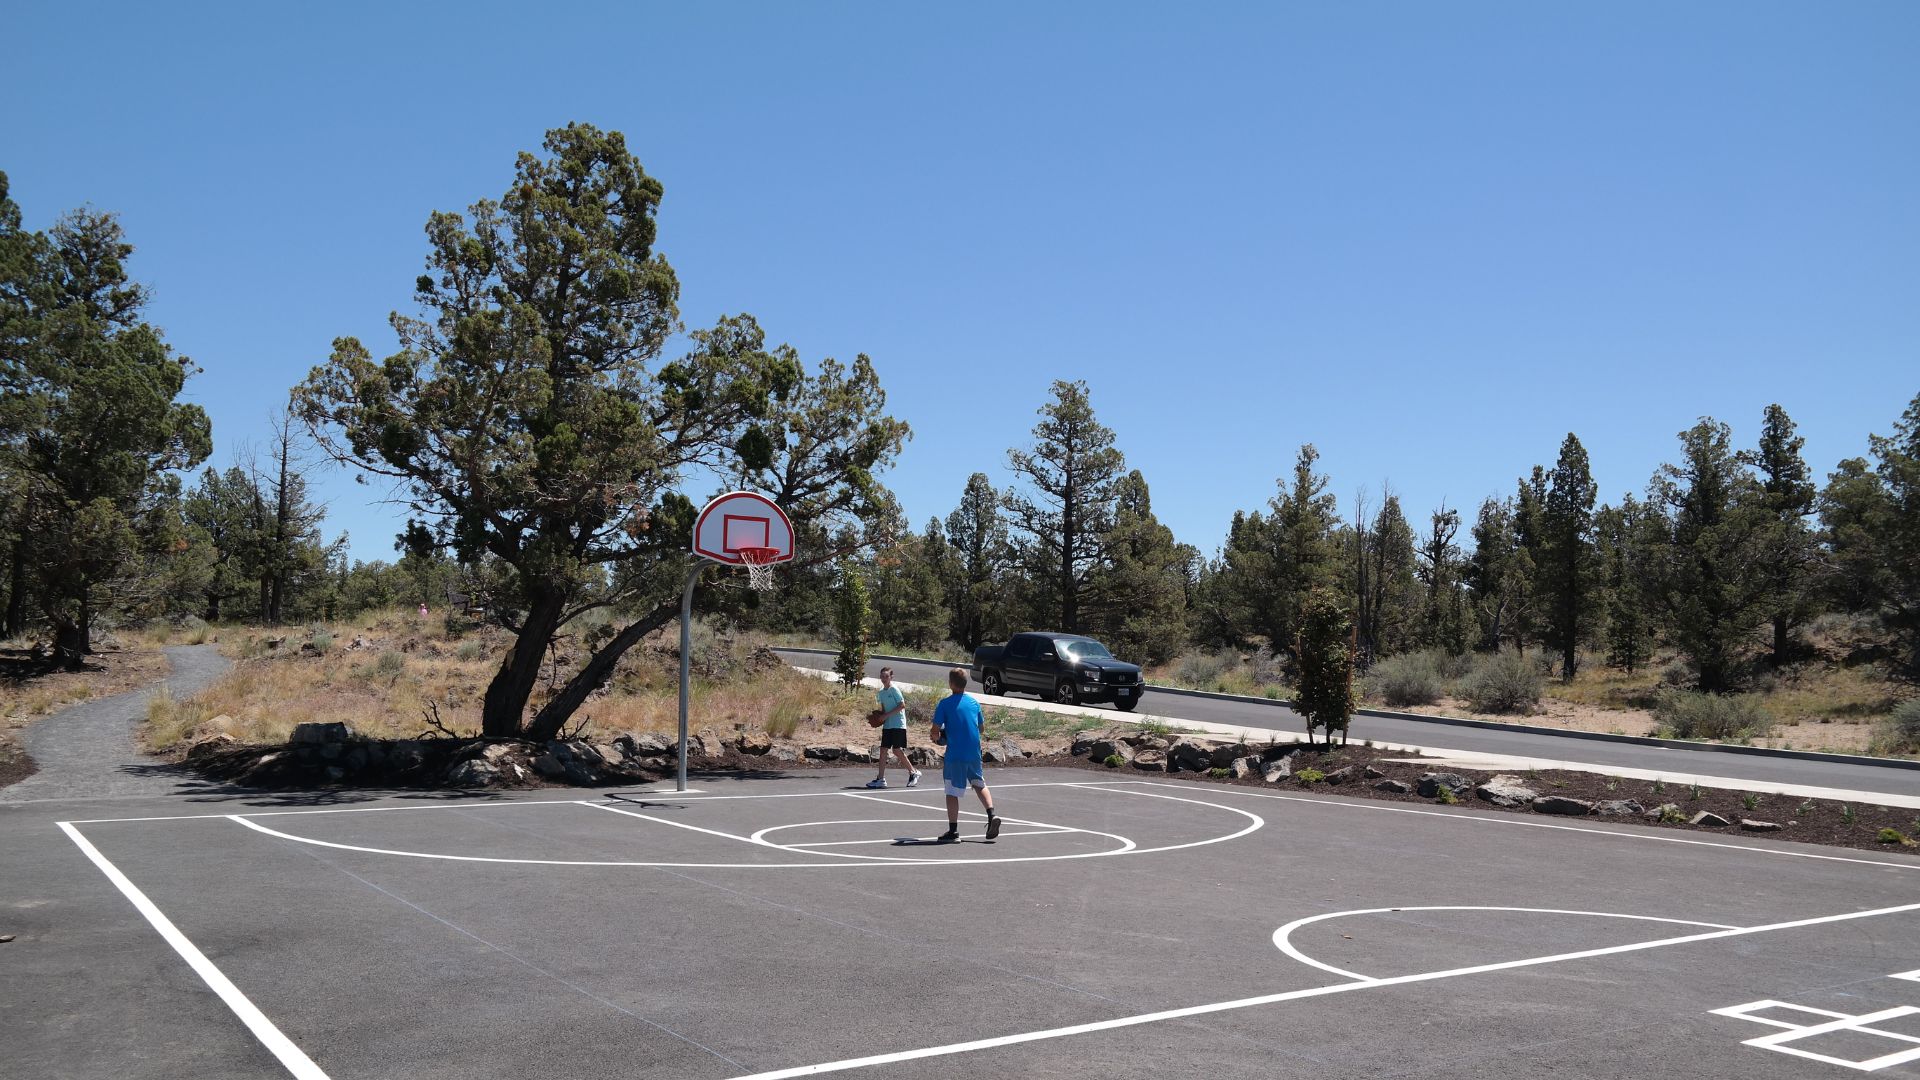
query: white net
737 547 780 592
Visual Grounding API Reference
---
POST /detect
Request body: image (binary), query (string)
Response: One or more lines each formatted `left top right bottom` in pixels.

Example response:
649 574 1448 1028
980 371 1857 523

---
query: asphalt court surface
30 768 1920 1079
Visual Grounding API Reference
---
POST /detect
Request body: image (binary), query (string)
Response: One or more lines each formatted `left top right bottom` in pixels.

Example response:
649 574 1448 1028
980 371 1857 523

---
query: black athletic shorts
879 727 908 749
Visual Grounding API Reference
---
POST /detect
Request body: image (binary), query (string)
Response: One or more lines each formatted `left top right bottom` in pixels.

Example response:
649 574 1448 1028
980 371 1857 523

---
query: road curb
770 647 1920 774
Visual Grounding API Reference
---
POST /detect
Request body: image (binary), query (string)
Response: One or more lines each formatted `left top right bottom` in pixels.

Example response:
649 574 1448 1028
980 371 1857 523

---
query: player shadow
891 836 996 846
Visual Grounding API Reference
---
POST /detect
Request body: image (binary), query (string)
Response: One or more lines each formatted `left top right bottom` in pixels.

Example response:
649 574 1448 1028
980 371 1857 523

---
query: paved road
776 648 1920 799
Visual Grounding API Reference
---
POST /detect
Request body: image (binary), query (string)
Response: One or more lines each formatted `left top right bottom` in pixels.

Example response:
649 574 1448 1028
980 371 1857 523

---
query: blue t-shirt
932 693 984 764
876 686 906 730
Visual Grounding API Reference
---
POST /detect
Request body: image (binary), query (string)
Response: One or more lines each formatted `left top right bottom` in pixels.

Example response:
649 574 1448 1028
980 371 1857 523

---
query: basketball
866 709 886 728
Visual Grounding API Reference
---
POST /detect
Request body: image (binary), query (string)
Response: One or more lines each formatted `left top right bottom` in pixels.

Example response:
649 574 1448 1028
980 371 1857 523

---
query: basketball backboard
693 491 794 565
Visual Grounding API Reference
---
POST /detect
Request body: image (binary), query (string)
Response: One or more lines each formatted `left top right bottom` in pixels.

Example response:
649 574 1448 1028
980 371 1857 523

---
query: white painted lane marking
747 817 1134 861
57 822 330 1080
1743 1006 1920 1071
720 899 1920 1080
582 801 770 847
1711 999 1855 1029
1121 780 1920 873
1271 906 1741 981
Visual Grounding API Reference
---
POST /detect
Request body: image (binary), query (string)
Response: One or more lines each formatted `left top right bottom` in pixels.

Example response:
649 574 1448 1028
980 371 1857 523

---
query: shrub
1658 660 1694 688
1207 767 1230 779
1869 699 1920 757
1173 650 1233 690
1877 828 1910 846
373 650 406 677
1103 754 1125 769
1654 691 1770 741
455 639 485 663
1435 785 1459 805
1295 766 1326 784
1461 653 1543 714
311 630 335 654
1368 651 1446 707
179 616 211 646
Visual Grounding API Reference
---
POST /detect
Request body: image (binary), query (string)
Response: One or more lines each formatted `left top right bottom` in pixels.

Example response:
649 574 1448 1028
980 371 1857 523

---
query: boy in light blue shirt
866 667 921 789
930 666 1000 843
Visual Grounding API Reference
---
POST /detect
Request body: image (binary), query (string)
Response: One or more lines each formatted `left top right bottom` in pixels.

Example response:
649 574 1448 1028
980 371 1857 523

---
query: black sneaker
936 827 960 844
985 814 1002 840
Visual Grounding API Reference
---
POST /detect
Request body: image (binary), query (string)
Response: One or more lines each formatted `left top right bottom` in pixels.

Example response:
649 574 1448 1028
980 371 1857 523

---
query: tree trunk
479 590 567 737
1772 614 1789 667
205 591 221 623
259 577 272 625
525 599 680 742
4 539 25 639
52 599 90 670
1061 505 1077 632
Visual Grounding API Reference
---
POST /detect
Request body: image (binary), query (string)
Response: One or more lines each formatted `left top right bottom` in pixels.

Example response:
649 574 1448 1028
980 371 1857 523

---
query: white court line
748 816 1135 862
723 899 1920 1080
56 822 330 1080
1743 1006 1920 1071
1119 781 1920 873
1271 906 1741 981
582 801 770 848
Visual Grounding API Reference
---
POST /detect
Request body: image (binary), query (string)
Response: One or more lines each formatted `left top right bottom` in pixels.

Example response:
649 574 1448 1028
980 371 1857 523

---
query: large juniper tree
1647 418 1768 692
0 176 212 665
1539 433 1598 679
1741 403 1820 666
294 124 905 739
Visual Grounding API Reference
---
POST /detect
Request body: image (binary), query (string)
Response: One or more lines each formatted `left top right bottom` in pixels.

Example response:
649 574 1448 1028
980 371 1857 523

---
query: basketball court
48 768 1920 1079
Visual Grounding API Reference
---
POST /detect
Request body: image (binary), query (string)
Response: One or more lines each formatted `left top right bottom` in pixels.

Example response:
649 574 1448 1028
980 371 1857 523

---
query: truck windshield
1060 640 1112 660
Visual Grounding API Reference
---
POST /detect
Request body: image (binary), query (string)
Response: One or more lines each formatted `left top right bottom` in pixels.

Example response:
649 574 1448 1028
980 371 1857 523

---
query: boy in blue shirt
866 667 921 789
930 666 1000 843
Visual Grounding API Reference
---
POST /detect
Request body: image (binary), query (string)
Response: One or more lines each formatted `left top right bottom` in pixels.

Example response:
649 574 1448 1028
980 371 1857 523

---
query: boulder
1417 772 1472 799
1167 738 1212 773
1321 765 1357 786
907 745 943 768
1088 737 1133 764
738 732 773 756
841 745 875 764
1363 764 1385 779
984 738 1026 765
1739 818 1782 832
1689 811 1732 827
615 731 675 757
688 734 724 759
480 742 524 763
767 745 801 763
1475 774 1539 809
1534 796 1595 816
1262 758 1292 784
447 759 502 787
1373 779 1411 794
1071 731 1107 757
530 754 567 779
185 733 236 760
1137 736 1171 752
803 744 845 762
1229 755 1262 781
1131 750 1168 772
289 722 352 745
386 741 428 772
1595 799 1645 816
1209 744 1250 770
1646 802 1682 821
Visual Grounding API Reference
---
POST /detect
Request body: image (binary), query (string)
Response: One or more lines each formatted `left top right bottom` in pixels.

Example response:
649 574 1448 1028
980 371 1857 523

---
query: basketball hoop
736 546 781 591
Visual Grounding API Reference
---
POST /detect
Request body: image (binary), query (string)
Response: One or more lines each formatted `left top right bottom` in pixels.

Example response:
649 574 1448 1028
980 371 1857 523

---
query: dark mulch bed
1023 745 1920 857
0 741 37 789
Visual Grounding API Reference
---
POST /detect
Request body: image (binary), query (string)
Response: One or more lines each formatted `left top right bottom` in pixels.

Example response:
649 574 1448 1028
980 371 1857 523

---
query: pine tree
1357 494 1419 660
1415 505 1470 654
1595 496 1655 673
1261 445 1340 657
1088 470 1193 664
1466 497 1529 654
1648 418 1768 692
944 472 1012 650
1540 434 1598 678
866 527 947 651
1003 381 1125 632
1741 404 1820 666
1821 392 1920 674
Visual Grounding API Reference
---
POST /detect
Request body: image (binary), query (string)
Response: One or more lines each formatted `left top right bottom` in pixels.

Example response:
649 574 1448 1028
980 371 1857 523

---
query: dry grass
147 611 881 752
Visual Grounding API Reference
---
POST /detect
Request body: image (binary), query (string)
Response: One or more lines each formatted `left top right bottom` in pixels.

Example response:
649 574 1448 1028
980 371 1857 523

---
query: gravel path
0 644 232 804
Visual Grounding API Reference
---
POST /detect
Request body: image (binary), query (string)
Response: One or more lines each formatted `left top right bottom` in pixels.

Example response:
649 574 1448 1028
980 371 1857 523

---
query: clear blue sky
7 2 1916 563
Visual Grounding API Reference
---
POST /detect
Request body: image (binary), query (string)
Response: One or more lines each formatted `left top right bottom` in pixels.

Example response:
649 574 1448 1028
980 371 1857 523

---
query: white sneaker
865 778 888 789
906 770 922 788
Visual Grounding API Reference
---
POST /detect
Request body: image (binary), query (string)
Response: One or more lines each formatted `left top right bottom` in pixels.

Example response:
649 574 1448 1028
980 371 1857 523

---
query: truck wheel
1114 697 1138 713
1054 680 1078 706
982 670 1004 696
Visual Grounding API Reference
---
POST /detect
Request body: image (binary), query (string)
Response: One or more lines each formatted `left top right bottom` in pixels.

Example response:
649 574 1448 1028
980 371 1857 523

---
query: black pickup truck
971 632 1144 711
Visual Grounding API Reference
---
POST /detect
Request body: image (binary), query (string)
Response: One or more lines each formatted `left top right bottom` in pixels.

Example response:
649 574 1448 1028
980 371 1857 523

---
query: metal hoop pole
677 560 704 792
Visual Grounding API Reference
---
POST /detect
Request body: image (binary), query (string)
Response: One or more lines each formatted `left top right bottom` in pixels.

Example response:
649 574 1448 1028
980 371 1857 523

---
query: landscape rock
289 722 352 745
1209 744 1248 769
767 745 801 763
1533 796 1595 816
1071 731 1107 756
1260 744 1296 762
1595 799 1645 816
616 731 675 757
1739 818 1783 832
1321 765 1357 786
984 738 1026 765
1137 736 1171 752
1475 774 1539 809
530 754 566 779
1131 750 1168 772
1373 779 1411 794
907 745 943 768
1363 765 1385 779
803 744 845 762
185 734 236 760
1690 811 1732 827
1229 755 1262 781
1088 737 1133 764
1646 802 1681 821
1168 738 1212 773
841 745 875 764
737 732 773 755
1262 758 1292 784
1417 772 1472 799
447 759 502 787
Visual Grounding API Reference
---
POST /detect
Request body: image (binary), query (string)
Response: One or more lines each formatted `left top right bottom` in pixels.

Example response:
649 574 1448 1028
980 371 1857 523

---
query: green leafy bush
1460 653 1542 714
1654 691 1770 741
1877 827 1909 845
1103 754 1125 769
1368 651 1445 707
1295 766 1326 784
373 650 406 677
455 639 485 663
